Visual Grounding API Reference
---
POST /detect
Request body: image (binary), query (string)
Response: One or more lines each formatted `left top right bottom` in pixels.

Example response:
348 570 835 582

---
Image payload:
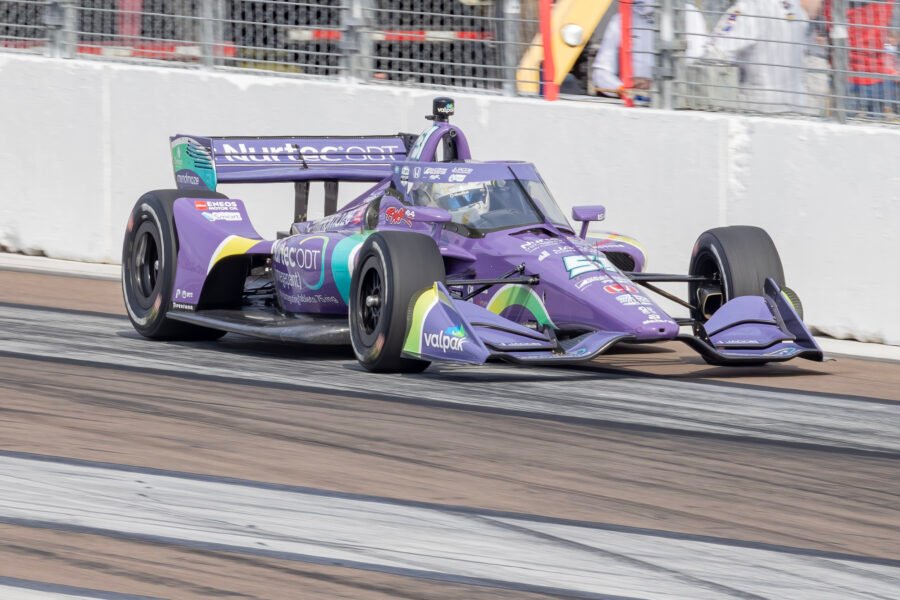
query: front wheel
349 232 445 373
688 225 801 322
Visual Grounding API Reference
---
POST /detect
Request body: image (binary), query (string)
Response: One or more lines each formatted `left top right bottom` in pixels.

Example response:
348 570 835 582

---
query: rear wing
170 134 416 191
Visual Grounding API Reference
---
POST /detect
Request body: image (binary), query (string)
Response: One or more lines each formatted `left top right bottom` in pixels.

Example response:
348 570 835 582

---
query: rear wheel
122 189 228 340
349 232 445 373
688 226 798 322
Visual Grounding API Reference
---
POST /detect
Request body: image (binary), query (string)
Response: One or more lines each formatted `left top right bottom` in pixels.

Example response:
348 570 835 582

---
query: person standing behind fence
703 0 821 113
825 0 898 118
591 0 707 103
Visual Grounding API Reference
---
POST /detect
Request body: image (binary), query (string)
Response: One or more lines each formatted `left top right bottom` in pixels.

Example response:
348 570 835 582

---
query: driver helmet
431 182 490 224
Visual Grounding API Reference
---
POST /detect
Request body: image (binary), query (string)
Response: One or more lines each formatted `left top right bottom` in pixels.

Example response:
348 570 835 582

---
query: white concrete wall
1 53 898 344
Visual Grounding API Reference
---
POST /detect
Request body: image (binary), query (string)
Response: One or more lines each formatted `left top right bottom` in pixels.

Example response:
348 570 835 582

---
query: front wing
401 280 824 366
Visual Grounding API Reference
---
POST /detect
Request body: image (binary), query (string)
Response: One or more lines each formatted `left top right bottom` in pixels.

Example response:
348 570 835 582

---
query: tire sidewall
689 226 785 322
122 189 227 340
122 195 176 336
349 232 444 372
350 240 393 365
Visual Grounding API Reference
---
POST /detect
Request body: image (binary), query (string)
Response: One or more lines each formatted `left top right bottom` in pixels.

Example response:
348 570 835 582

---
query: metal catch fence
1 0 49 53
1 0 896 124
667 0 898 122
0 1 541 88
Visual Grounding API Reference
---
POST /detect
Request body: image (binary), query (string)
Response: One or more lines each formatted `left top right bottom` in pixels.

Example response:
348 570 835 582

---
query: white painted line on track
0 253 120 281
0 588 97 600
0 577 156 600
0 455 897 600
815 337 900 362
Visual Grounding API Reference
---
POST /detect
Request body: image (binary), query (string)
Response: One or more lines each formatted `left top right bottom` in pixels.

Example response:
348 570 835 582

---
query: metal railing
1 0 896 124
1 0 50 53
666 0 898 123
359 0 506 90
0 1 541 88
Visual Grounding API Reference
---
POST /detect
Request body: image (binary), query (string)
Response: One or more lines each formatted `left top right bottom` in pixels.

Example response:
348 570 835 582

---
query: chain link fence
359 0 497 89
1 0 897 124
667 0 898 122
0 0 539 86
1 0 49 53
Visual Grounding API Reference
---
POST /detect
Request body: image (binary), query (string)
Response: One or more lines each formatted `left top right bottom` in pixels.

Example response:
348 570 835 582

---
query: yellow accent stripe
206 235 259 274
588 233 646 265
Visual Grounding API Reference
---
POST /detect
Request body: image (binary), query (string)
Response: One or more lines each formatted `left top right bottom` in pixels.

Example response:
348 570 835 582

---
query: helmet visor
439 187 487 211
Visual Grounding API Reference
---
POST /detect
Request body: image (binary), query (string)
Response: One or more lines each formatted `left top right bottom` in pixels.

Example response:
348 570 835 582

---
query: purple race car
122 97 823 372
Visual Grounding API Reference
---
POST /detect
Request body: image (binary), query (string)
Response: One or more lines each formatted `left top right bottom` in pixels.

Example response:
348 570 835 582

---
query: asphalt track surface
0 270 898 599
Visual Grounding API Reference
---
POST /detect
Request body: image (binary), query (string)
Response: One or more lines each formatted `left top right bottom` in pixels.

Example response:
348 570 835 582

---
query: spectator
824 0 898 118
703 0 823 113
592 0 707 102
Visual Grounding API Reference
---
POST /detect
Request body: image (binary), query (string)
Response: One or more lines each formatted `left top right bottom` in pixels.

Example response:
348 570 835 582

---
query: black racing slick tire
122 189 227 340
349 232 445 373
688 225 789 322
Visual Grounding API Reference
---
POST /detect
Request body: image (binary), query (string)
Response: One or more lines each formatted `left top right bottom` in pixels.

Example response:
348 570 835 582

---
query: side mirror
571 205 606 239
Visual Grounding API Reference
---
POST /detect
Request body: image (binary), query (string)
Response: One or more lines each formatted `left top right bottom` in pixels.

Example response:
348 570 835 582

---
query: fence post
64 0 76 57
539 0 558 100
619 0 635 106
658 0 675 109
43 0 75 59
199 0 215 67
340 0 359 81
830 0 849 123
501 0 521 96
343 0 373 83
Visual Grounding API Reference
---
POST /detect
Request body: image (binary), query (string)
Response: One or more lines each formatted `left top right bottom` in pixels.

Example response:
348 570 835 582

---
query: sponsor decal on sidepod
275 241 322 270
385 206 414 227
424 325 467 353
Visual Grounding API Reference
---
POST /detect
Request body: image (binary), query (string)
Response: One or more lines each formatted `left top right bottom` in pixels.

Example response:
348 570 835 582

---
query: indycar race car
122 97 823 372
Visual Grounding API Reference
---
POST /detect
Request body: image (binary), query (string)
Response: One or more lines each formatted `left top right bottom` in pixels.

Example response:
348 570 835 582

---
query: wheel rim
358 264 383 336
131 224 161 307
